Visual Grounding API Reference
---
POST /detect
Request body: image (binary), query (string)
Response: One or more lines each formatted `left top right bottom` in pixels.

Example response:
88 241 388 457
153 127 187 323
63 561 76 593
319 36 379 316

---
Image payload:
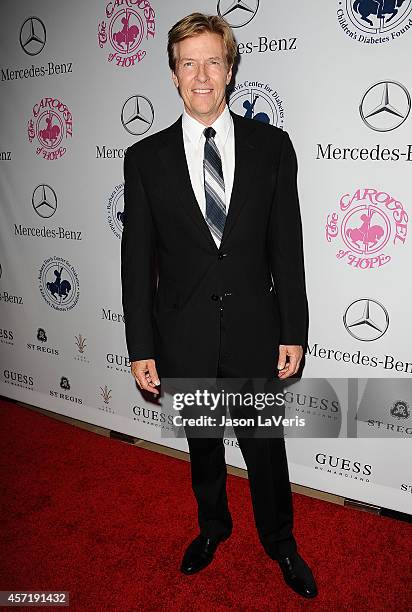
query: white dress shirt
182 105 235 248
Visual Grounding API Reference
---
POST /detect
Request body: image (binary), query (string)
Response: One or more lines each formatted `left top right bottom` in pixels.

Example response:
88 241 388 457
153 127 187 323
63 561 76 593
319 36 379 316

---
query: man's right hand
131 359 161 396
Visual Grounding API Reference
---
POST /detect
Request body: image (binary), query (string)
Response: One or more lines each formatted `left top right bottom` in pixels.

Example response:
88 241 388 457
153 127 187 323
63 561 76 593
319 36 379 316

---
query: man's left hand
277 344 303 379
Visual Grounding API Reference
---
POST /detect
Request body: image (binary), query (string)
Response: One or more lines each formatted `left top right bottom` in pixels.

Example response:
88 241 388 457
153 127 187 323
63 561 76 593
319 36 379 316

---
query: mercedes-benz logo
217 0 259 28
121 95 154 136
359 80 411 132
343 298 389 342
32 184 58 219
20 17 46 56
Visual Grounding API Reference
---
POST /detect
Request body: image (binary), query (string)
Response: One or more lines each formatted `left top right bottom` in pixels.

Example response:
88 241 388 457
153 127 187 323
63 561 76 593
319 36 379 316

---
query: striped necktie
203 127 226 241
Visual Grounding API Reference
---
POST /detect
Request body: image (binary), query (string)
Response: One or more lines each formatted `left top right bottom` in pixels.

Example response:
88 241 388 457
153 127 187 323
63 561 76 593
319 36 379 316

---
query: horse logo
39 257 79 311
46 267 72 301
338 0 412 42
353 0 406 26
39 115 61 147
97 1 155 69
345 212 386 251
27 97 72 160
342 205 390 255
112 13 140 50
325 188 408 269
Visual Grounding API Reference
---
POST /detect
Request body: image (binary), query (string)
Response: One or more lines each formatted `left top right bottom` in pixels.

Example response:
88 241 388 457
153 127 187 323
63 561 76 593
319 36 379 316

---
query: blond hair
167 12 237 71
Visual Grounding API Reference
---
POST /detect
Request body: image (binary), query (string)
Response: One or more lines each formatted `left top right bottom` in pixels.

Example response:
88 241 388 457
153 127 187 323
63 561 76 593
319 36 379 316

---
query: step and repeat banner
1 1 411 515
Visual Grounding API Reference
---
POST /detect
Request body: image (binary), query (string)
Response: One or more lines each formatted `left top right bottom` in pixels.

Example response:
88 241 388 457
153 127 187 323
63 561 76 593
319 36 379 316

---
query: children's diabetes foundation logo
97 0 156 68
325 188 408 269
107 183 124 239
39 256 79 311
27 97 72 160
337 0 412 44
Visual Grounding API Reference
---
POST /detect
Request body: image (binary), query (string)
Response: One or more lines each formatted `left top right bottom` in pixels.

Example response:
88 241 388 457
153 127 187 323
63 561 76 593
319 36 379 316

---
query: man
121 13 317 599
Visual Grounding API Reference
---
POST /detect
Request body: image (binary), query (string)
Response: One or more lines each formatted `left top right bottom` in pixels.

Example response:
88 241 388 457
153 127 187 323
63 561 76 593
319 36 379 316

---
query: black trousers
185 316 298 561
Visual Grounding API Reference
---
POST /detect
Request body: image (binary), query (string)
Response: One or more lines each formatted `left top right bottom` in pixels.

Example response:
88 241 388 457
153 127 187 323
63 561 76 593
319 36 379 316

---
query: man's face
172 31 232 125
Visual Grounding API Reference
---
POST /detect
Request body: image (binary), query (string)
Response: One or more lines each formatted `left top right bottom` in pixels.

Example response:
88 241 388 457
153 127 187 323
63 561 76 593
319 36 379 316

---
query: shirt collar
182 105 232 147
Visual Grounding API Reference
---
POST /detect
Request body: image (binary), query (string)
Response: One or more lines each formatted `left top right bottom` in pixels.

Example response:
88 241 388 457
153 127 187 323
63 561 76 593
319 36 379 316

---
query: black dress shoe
277 552 318 598
180 534 228 575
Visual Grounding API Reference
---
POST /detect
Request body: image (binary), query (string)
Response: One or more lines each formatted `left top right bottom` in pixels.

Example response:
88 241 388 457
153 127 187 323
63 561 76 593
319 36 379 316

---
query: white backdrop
1 0 411 515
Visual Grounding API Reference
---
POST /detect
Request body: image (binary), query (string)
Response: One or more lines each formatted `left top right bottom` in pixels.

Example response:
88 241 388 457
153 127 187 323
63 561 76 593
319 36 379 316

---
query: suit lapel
158 116 219 251
220 111 257 249
157 111 258 252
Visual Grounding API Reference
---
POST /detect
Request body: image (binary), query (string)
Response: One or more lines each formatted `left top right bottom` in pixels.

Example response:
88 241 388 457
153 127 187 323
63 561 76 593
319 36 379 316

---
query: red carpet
1 398 411 611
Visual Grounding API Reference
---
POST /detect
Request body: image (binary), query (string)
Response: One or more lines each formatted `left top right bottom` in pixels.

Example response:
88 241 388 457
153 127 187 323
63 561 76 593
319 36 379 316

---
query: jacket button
211 294 219 301
218 253 227 259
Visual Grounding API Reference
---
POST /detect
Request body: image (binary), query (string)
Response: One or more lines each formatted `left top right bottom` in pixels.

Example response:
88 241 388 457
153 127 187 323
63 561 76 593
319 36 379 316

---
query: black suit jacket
121 111 308 378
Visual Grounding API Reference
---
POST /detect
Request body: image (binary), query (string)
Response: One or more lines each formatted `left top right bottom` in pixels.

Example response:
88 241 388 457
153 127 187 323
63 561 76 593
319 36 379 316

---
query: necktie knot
204 126 216 140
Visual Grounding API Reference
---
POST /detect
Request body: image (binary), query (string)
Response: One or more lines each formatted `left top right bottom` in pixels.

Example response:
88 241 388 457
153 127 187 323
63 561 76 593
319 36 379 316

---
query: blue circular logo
39 256 79 311
229 81 284 128
337 0 412 43
107 183 124 239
